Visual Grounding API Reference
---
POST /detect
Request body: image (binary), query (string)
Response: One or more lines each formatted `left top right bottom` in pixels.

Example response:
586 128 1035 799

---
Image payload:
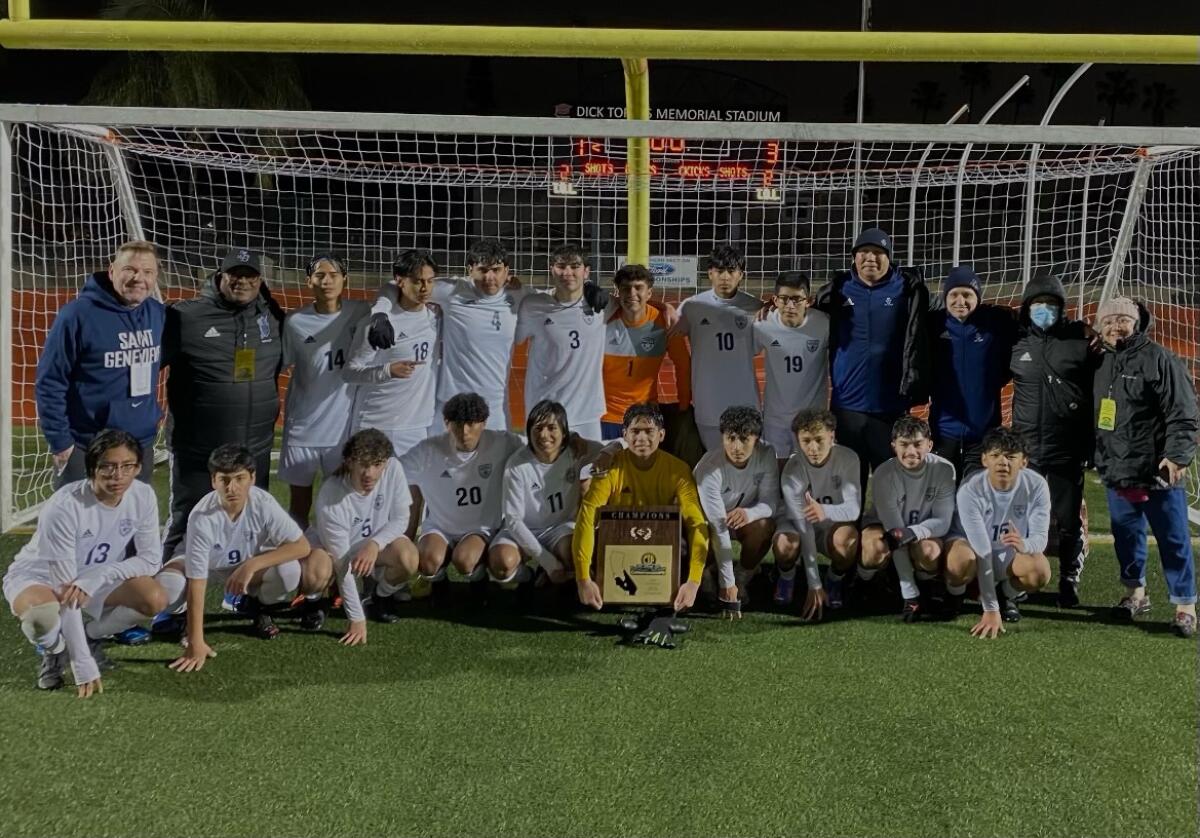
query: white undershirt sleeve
1024 477 1052 556
695 463 735 588
342 320 393 385
370 281 399 315
317 500 365 624
957 483 1000 612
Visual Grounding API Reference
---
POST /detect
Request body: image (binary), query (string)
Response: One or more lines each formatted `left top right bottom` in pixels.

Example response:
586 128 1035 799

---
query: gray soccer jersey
183 487 304 580
345 304 439 433
954 469 1051 612
693 440 780 586
868 453 957 600
400 430 524 537
752 309 830 426
677 289 764 426
515 293 608 428
282 300 370 448
779 444 862 533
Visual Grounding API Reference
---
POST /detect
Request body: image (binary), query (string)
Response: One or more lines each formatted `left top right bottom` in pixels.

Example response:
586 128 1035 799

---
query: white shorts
3 556 159 620
762 420 795 459
190 560 302 604
278 443 343 486
492 521 575 556
697 423 722 452
945 530 1014 573
774 516 840 560
418 526 495 550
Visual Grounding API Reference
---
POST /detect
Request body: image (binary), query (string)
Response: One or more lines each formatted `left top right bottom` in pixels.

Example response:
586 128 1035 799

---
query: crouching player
693 406 779 617
302 429 418 638
859 416 956 623
495 400 604 591
163 444 311 673
400 393 524 601
944 427 1053 638
574 403 710 613
3 430 166 696
772 409 861 621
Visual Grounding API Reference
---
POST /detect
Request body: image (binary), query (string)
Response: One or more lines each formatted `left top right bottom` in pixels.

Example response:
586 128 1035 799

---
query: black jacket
1093 301 1199 489
162 273 286 462
815 265 931 407
1009 272 1100 468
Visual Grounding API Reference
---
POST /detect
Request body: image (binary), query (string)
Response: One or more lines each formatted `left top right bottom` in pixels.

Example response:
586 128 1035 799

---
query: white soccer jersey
183 487 305 580
693 441 781 585
753 309 830 425
503 441 601 534
868 454 957 540
400 429 524 536
316 458 412 622
779 444 861 533
954 469 1051 612
515 293 608 427
282 300 371 447
345 304 439 432
677 289 764 426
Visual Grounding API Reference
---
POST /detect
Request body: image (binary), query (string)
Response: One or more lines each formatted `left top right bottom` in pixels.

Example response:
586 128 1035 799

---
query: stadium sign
617 255 698 289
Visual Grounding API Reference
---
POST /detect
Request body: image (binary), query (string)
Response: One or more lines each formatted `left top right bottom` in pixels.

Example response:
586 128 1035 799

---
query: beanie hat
852 227 892 258
943 265 982 301
1096 296 1139 325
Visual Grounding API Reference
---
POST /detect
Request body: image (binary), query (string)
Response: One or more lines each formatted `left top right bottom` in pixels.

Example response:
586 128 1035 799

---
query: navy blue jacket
35 272 166 453
928 304 1017 443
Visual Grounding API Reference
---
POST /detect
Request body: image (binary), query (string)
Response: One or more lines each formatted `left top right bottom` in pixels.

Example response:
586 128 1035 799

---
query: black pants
1032 461 1086 581
932 435 986 486
163 450 271 559
831 407 902 495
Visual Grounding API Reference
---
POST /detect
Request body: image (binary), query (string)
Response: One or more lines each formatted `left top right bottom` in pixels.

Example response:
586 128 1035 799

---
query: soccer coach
161 248 285 558
36 240 165 487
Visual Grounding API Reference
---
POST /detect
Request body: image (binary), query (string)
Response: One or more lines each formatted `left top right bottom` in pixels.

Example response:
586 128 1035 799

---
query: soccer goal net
2 106 1198 530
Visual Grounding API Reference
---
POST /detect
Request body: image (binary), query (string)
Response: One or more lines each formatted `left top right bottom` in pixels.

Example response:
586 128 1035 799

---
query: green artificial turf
0 525 1195 838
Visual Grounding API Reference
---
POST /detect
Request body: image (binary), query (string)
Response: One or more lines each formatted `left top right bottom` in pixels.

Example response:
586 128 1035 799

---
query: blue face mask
1030 302 1060 329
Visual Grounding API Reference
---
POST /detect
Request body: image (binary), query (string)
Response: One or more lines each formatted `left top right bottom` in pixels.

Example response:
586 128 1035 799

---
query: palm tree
1008 83 1036 123
910 81 946 122
81 0 308 109
1095 70 1138 125
1039 63 1067 109
958 63 992 115
1141 81 1179 126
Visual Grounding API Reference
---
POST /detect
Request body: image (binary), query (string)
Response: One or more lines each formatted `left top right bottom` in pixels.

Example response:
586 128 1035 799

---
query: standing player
302 429 418 639
279 254 371 525
400 393 525 599
772 409 862 621
345 249 439 456
3 430 166 696
753 271 830 460
675 245 764 450
858 417 957 622
515 244 610 440
693 406 779 617
163 444 311 673
600 263 692 440
944 428 1053 637
493 400 605 588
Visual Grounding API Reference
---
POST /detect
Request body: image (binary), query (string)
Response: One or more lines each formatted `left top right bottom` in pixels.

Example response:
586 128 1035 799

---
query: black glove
367 312 395 350
631 614 689 648
719 597 742 620
884 527 918 551
581 280 610 314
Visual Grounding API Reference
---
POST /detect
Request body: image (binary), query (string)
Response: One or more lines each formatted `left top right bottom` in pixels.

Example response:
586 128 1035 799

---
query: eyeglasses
96 462 140 476
775 295 807 307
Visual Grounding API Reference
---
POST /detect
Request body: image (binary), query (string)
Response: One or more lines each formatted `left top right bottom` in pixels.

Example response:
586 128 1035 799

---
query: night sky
1 1 1199 125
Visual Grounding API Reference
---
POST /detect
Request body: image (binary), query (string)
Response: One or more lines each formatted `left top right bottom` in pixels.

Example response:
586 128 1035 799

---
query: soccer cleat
773 574 796 606
1057 578 1081 609
298 599 327 632
825 576 847 611
1171 612 1197 639
393 583 413 603
151 611 186 637
997 592 1021 623
221 592 247 614
87 637 118 672
368 594 403 624
252 611 281 640
112 625 152 646
900 597 922 623
36 647 68 691
1112 594 1151 621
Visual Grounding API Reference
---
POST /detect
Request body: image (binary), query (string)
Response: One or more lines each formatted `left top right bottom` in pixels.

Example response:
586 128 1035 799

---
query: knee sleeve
255 561 301 604
20 601 63 651
157 570 188 613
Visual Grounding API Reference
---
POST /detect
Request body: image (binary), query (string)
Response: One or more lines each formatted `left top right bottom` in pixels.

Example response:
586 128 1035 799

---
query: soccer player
753 271 830 459
344 249 439 456
279 254 371 524
600 263 692 440
693 406 779 617
674 245 765 450
772 408 862 621
400 393 525 598
944 428 1053 637
163 444 311 673
515 243 611 440
302 429 418 640
3 430 166 696
573 403 710 613
494 400 605 588
859 416 957 622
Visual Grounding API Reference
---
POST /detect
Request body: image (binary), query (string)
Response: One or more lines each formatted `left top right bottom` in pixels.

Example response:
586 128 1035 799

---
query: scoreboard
551 137 784 203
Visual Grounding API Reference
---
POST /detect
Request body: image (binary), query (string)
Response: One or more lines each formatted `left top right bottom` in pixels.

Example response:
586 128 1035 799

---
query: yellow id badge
1098 397 1117 431
233 348 256 382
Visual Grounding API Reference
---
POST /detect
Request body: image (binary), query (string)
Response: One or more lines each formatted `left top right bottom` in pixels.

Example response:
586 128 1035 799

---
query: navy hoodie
927 303 1017 443
36 272 166 452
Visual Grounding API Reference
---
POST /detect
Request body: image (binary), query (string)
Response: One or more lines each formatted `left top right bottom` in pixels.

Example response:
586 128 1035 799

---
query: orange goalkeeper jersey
601 303 692 423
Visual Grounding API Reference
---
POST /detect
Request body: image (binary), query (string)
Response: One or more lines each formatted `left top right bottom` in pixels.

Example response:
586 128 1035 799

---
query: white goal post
2 104 1199 531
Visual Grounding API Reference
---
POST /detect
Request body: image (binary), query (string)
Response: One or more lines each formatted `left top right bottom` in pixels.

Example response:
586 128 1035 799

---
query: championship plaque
596 506 681 605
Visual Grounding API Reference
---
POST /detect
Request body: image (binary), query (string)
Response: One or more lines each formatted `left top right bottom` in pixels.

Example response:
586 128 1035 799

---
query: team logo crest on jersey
1012 504 1026 518
583 311 594 324
833 475 842 488
884 297 894 307
374 495 384 510
118 518 134 537
257 314 271 341
925 487 936 501
734 316 748 330
491 312 502 330
639 337 656 352
478 463 493 478
753 472 765 486
806 339 820 352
